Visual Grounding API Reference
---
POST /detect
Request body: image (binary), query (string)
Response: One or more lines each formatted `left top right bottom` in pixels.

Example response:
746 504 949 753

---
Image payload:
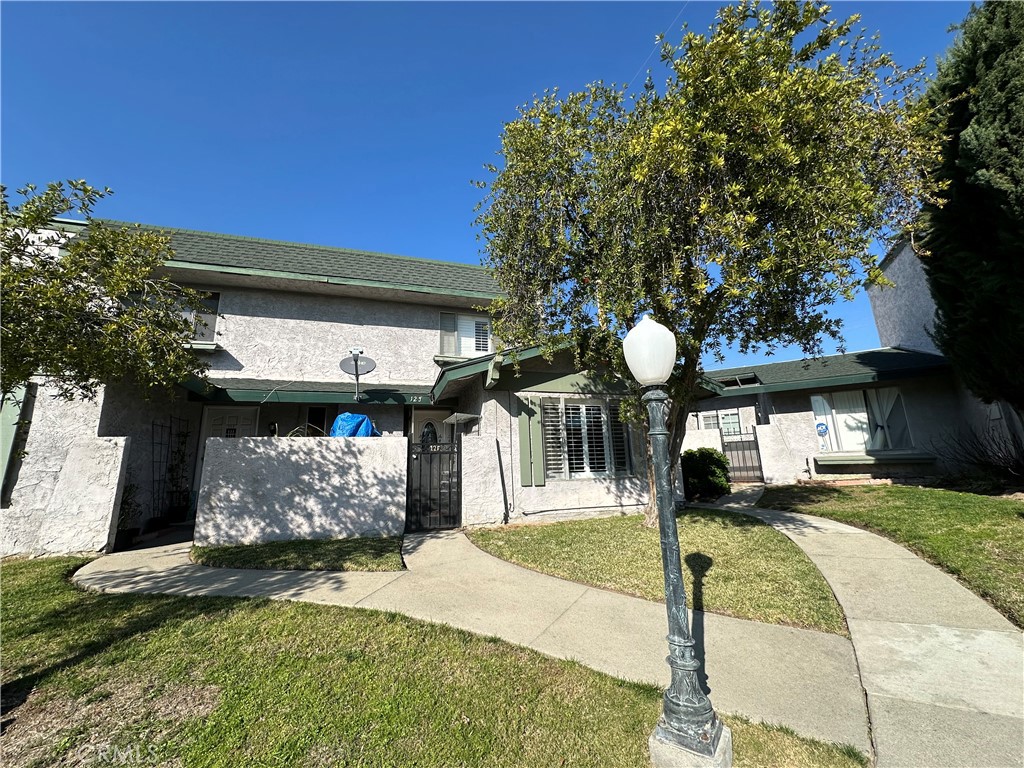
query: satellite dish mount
340 348 377 402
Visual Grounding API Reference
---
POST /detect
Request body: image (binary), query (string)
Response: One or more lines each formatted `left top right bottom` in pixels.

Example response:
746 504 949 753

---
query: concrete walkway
695 500 1024 768
76 531 869 753
72 505 1024 767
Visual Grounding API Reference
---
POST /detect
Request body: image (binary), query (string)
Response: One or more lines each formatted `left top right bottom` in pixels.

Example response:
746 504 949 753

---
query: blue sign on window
815 422 829 437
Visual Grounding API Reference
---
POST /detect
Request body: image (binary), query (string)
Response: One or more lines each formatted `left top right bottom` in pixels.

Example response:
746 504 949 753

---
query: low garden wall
194 436 408 547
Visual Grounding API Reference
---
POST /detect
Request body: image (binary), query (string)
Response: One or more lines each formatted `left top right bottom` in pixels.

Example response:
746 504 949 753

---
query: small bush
681 447 731 500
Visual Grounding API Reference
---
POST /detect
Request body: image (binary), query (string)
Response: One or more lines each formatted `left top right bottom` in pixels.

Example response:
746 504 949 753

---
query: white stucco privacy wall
682 428 723 452
2 384 129 556
194 436 408 546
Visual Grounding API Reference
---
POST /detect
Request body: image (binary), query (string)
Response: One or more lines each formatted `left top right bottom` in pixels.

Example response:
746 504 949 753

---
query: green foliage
681 447 732 500
0 180 210 400
919 2 1024 413
476 0 941 466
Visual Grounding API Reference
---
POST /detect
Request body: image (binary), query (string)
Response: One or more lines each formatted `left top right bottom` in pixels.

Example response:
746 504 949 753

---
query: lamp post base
649 725 733 768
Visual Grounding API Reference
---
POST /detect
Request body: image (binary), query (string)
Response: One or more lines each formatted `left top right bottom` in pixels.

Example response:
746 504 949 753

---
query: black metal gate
722 433 764 482
406 439 461 531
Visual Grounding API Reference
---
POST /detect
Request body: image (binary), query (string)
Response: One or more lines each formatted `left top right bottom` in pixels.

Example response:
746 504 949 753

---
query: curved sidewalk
699 499 1024 768
75 530 869 753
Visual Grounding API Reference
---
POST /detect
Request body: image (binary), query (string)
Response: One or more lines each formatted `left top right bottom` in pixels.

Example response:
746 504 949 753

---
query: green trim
484 354 504 390
181 377 431 405
713 366 949 397
1 386 26 487
529 396 546 487
499 370 630 395
814 450 936 466
430 347 547 402
517 397 534 488
164 260 498 301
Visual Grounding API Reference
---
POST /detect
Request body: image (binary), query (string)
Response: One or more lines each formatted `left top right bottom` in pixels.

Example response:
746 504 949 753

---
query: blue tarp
329 413 381 437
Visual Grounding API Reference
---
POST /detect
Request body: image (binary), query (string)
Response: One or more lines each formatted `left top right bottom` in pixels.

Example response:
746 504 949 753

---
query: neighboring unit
686 241 1023 484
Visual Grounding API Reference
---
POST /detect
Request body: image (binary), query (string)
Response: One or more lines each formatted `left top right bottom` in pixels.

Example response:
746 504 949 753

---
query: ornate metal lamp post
623 316 732 768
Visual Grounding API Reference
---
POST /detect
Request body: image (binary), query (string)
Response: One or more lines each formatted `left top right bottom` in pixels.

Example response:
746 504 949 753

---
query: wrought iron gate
722 432 764 482
406 439 461 531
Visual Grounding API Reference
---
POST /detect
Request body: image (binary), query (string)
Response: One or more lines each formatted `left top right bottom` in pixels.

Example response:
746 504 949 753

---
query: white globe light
623 315 677 385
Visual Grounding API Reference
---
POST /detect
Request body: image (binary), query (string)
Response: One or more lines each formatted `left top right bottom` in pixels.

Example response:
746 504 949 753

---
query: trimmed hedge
681 447 731 500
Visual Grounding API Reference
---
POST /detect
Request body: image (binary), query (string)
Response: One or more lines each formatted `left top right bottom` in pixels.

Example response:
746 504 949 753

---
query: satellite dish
340 349 376 401
340 355 376 376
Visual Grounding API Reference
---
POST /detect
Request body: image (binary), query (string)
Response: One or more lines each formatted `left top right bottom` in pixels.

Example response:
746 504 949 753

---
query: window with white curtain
811 388 913 452
540 397 633 479
439 313 492 357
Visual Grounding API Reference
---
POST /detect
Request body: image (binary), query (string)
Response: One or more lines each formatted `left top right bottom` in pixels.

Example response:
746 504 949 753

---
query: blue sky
2 1 970 369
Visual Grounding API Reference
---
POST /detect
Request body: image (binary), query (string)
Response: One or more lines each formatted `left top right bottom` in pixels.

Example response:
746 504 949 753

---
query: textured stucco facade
194 436 408 546
2 384 128 556
868 243 940 355
197 285 480 386
458 386 650 526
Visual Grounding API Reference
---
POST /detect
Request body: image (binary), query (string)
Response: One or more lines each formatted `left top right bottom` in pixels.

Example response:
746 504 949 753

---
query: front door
193 406 260 495
406 437 461 531
410 408 452 444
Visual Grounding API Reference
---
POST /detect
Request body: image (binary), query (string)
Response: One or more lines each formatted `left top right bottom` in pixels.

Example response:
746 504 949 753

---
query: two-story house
2 221 681 555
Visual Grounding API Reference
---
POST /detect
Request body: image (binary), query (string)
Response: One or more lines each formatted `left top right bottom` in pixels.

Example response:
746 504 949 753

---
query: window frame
540 396 633 480
182 291 220 343
810 387 914 453
438 311 494 357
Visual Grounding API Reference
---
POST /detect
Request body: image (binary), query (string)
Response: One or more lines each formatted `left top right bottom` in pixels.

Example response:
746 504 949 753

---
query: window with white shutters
541 397 633 479
440 313 493 357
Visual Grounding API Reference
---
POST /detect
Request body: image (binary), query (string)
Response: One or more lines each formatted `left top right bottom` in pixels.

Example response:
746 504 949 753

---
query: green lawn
759 484 1024 627
466 509 847 636
0 558 866 768
190 536 404 572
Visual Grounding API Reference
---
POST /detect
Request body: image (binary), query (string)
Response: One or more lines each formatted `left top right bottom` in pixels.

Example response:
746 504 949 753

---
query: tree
919 2 1024 419
475 0 940 520
1 180 210 400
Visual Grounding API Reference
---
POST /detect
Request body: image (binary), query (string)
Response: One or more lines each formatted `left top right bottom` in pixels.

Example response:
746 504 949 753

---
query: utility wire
628 1 691 89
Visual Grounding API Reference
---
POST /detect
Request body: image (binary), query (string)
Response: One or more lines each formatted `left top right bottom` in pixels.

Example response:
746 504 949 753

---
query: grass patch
466 510 847 636
0 557 866 768
760 484 1024 627
190 536 404 572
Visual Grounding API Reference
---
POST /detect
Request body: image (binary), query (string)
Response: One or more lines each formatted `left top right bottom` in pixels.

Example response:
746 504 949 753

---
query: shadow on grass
1 561 238 734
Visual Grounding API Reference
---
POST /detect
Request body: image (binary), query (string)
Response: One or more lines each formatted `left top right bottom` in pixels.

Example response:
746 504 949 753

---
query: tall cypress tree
920 2 1024 417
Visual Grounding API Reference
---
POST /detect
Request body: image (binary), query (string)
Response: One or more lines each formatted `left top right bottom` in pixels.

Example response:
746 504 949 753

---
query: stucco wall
98 384 204 522
2 383 129 555
196 286 474 386
868 243 940 354
194 436 408 546
459 389 649 525
682 428 723 452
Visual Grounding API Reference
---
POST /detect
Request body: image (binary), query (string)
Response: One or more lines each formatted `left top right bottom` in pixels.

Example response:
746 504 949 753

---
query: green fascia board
181 377 432 405
814 450 936 466
711 365 949 398
164 260 499 301
431 346 725 402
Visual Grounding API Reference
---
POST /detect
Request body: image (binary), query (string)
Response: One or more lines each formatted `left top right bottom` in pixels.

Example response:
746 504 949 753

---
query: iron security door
407 439 461 531
722 433 764 482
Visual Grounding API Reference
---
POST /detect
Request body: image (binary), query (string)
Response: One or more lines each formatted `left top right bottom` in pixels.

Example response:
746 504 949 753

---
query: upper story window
699 409 741 436
439 312 492 357
540 397 633 479
182 292 220 342
811 387 913 453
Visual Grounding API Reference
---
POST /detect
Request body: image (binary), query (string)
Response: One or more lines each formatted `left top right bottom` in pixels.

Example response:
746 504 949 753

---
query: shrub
681 447 731 500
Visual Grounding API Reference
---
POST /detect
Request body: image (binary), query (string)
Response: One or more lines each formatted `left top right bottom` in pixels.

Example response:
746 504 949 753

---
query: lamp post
622 315 732 768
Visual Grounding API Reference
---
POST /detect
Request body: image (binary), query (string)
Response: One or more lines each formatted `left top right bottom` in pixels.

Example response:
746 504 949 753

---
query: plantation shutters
519 396 633 484
440 313 493 357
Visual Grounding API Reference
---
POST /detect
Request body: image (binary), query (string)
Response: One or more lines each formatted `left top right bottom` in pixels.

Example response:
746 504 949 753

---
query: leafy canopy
919 1 1024 413
476 0 940 457
1 181 210 399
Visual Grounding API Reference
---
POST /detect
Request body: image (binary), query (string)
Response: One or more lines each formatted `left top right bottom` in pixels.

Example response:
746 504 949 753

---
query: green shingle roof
100 220 500 299
707 347 949 395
